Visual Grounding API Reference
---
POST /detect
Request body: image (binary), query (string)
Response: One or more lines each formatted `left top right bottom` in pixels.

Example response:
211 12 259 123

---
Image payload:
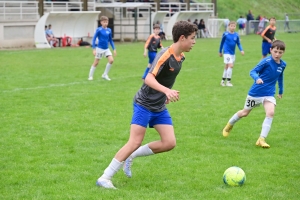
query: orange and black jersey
144 34 162 52
134 45 185 112
261 25 276 42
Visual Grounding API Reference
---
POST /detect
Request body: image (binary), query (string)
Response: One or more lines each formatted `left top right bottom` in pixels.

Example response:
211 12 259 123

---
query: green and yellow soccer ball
223 166 246 186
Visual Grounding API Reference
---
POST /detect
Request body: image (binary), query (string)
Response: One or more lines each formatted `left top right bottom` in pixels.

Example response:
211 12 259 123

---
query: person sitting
156 20 166 40
45 25 57 47
46 24 59 47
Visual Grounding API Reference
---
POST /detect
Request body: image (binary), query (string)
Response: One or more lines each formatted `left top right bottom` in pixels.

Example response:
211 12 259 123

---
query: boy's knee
166 140 176 150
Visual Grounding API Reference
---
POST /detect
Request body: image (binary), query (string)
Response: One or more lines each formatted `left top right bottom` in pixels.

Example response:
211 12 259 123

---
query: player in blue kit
95 21 198 189
222 40 286 148
261 17 276 59
142 24 163 80
219 21 244 87
88 16 117 81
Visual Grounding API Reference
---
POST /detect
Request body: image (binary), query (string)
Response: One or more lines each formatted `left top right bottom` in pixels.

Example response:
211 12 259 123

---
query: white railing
0 1 214 21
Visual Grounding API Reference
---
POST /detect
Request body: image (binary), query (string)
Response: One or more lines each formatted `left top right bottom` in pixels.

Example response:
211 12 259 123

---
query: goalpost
207 18 227 38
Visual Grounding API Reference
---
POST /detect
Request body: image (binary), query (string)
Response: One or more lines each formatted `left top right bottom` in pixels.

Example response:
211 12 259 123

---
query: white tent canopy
34 11 100 48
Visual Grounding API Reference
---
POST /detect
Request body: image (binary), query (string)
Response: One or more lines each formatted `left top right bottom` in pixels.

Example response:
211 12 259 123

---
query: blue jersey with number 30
248 56 286 97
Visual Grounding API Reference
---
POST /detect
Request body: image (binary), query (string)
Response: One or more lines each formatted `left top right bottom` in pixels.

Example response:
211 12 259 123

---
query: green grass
1 33 300 199
200 0 300 21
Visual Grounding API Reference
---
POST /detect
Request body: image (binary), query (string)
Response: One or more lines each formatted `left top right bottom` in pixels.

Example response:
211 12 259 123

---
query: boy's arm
250 60 265 82
277 69 284 95
159 39 163 49
219 33 226 56
236 35 244 55
144 35 153 56
92 30 98 49
108 30 115 50
145 73 179 102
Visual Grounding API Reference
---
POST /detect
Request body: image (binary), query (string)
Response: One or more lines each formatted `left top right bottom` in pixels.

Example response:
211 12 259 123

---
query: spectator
156 20 164 32
237 16 246 35
257 16 268 35
187 19 191 23
46 24 58 47
246 10 254 21
284 14 290 31
198 19 209 38
193 19 199 37
193 19 198 26
156 20 166 40
254 14 261 34
246 10 254 34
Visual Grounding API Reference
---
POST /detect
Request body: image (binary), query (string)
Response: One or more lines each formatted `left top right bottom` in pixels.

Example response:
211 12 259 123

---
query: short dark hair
172 21 198 42
271 40 285 51
153 24 160 30
269 17 276 21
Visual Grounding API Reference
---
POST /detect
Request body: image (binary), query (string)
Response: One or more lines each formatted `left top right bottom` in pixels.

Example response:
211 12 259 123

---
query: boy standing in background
142 24 163 80
88 16 116 81
219 21 244 87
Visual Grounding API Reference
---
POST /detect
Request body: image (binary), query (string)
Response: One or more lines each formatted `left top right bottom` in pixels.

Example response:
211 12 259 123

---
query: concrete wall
0 21 37 48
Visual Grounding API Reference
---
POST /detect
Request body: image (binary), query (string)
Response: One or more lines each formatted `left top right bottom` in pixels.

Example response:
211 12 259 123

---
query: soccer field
1 33 299 199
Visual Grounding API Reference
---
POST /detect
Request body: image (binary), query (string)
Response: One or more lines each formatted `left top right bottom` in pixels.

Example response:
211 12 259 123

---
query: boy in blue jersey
88 16 116 81
219 21 244 87
96 21 198 189
222 40 287 148
142 24 163 80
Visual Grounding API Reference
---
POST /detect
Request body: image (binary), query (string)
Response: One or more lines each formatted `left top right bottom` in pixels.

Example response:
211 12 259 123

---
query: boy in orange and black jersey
142 24 163 79
261 17 276 58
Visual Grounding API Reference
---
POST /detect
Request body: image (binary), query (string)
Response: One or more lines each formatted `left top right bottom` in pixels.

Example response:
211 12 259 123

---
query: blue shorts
262 42 272 56
148 51 157 64
131 103 173 128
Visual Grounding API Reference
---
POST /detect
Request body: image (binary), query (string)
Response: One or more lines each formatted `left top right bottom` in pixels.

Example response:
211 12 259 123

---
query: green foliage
1 33 300 199
210 0 300 20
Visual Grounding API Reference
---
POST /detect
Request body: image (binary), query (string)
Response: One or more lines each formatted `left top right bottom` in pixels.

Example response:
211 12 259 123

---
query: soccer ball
223 166 246 186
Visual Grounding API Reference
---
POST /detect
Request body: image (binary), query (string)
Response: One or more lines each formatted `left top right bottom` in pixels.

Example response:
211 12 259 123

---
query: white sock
227 67 233 79
100 158 123 180
228 113 240 125
131 144 154 159
260 117 273 138
103 63 112 75
89 66 96 78
222 69 227 80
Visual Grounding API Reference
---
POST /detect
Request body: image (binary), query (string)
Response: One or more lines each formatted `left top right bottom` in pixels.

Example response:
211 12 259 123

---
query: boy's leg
142 52 155 79
88 59 99 80
226 65 233 86
221 66 227 86
256 100 275 148
102 55 113 81
124 110 174 178
142 66 150 79
98 124 146 188
223 108 252 137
